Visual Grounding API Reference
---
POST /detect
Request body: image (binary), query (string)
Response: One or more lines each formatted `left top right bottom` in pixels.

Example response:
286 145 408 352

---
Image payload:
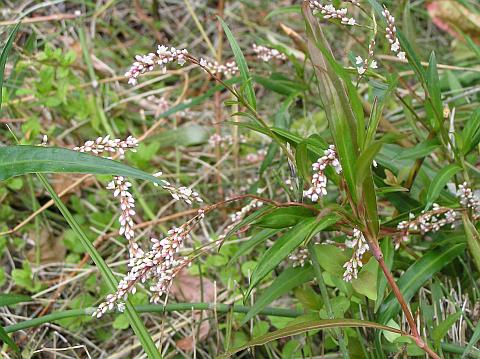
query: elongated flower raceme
458 182 480 219
73 135 138 159
304 145 342 202
93 212 204 318
382 6 406 60
252 44 287 62
342 228 368 282
305 1 356 26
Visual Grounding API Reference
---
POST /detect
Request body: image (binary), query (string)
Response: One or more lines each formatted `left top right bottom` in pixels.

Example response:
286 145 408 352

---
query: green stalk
308 241 350 359
4 303 302 333
36 174 161 359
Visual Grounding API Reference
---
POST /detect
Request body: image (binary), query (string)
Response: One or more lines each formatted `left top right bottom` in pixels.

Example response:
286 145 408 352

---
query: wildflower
306 1 356 26
289 247 309 267
125 46 189 85
252 44 287 62
73 135 138 160
458 182 480 219
93 214 203 318
381 7 406 61
396 204 457 248
152 172 203 205
355 38 378 76
343 228 369 282
199 58 238 76
304 145 342 202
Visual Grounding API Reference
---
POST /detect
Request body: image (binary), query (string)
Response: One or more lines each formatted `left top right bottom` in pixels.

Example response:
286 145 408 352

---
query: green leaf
241 266 314 325
229 229 281 265
0 23 20 110
378 243 465 324
253 207 315 229
265 5 301 19
461 108 480 156
425 52 443 129
395 139 441 161
432 311 462 348
462 320 480 358
355 141 383 188
248 214 339 296
425 164 461 209
462 213 480 274
219 17 256 109
0 146 165 185
0 326 19 353
218 319 404 358
221 205 275 243
0 294 31 307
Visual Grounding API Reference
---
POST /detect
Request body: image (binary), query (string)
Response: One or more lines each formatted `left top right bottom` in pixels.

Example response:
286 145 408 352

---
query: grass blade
218 17 256 110
0 22 20 110
0 294 31 307
218 319 405 358
425 164 461 210
241 266 313 325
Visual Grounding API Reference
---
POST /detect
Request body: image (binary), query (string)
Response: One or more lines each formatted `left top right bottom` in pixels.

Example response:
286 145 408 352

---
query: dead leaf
427 1 480 44
26 229 66 264
170 269 215 352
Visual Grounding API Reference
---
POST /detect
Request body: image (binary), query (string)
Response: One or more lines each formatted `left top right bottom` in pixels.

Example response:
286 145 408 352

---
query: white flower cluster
458 182 480 219
304 145 342 202
306 1 356 26
289 247 309 267
73 135 138 159
199 58 238 76
246 148 267 163
152 172 203 205
106 176 144 260
93 220 198 318
396 204 457 247
125 45 189 85
343 228 369 282
382 7 406 60
230 199 263 223
355 39 378 75
252 44 287 62
208 133 246 147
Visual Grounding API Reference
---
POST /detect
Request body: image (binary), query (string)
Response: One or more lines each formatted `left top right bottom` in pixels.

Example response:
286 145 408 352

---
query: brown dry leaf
170 269 215 352
26 229 66 264
427 1 480 43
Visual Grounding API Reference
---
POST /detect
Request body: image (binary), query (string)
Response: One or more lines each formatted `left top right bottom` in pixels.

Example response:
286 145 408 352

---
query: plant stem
368 239 440 359
308 241 350 359
4 303 302 334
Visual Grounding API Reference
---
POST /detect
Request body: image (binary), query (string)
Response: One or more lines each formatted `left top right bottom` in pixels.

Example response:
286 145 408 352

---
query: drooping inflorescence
305 1 357 26
93 215 203 318
73 135 138 159
343 228 369 282
252 44 287 62
381 7 406 60
458 182 480 219
125 45 189 85
396 204 457 248
355 38 378 75
304 145 342 202
199 58 238 76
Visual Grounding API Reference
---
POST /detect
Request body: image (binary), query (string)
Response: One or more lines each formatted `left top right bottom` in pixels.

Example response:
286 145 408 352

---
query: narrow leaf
241 266 313 325
425 164 461 209
218 17 256 109
0 326 19 353
0 23 20 110
0 294 31 307
219 319 405 358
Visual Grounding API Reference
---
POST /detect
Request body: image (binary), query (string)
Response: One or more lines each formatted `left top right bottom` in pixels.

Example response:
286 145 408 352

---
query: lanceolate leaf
395 138 440 161
425 164 461 209
0 294 31 307
0 23 20 110
219 17 256 110
432 311 462 348
241 266 314 325
228 228 281 265
218 319 405 358
0 146 165 184
247 214 339 296
378 243 465 324
0 326 19 353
